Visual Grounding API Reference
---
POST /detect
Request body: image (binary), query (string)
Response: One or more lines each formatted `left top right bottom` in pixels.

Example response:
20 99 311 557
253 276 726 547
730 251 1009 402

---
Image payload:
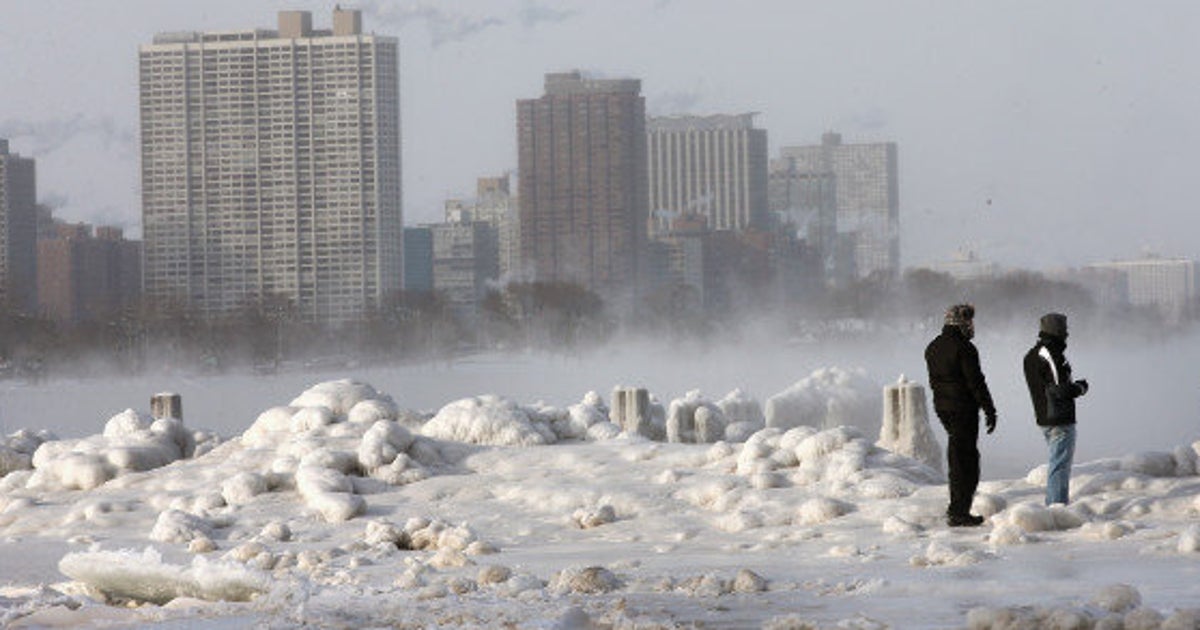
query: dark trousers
940 415 980 517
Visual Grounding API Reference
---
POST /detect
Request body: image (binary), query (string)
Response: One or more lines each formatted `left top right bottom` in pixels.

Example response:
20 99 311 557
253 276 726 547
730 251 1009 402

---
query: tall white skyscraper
139 9 401 325
646 114 768 236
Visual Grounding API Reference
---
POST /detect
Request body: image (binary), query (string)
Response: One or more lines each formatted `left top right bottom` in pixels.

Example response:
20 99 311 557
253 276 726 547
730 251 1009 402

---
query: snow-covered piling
610 387 653 438
878 376 942 475
151 393 182 421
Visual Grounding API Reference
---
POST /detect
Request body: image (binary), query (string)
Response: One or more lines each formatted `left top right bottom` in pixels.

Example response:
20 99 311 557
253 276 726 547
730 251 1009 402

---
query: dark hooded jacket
924 325 997 421
1023 333 1086 426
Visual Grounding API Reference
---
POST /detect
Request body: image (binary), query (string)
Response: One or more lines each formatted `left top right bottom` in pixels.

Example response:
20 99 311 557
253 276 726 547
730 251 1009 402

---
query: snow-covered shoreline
3 372 1200 628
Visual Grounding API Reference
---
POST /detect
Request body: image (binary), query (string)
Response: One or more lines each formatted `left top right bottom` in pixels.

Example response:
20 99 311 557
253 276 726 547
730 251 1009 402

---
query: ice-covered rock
289 379 385 417
422 395 555 446
764 367 880 435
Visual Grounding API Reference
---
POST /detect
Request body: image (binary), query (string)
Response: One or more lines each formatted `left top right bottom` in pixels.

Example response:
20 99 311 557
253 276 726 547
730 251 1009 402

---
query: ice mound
0 429 56 479
58 547 267 605
718 389 766 442
422 395 556 446
288 379 390 416
764 367 880 435
230 380 445 522
965 583 1199 629
21 410 214 491
735 426 941 497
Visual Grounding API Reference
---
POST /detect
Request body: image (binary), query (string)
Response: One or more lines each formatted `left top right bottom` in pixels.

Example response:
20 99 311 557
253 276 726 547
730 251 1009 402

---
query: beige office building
646 114 768 236
139 8 401 325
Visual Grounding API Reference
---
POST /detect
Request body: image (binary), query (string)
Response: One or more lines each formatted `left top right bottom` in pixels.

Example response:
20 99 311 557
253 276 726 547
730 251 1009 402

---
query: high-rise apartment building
517 71 648 302
139 9 401 325
444 176 519 280
431 220 498 320
0 139 38 313
775 132 899 280
37 223 142 325
647 114 768 236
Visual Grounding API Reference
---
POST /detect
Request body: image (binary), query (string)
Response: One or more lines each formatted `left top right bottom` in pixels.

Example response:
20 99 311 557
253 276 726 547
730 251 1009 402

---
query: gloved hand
985 412 997 434
1075 379 1089 396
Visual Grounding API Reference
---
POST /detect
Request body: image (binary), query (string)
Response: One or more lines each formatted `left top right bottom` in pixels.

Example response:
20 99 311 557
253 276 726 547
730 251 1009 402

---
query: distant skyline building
402 227 433 293
646 113 768 237
0 139 38 313
444 176 519 280
768 167 840 282
138 8 401 325
37 222 141 325
1084 256 1198 321
775 132 899 280
431 220 498 320
516 71 648 302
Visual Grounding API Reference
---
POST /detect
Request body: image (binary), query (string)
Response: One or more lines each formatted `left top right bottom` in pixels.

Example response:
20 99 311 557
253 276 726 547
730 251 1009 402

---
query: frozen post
610 387 652 437
151 392 183 421
878 376 942 475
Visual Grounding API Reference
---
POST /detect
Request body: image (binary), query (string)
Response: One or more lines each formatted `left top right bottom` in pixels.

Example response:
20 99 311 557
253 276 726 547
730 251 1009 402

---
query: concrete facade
139 9 401 325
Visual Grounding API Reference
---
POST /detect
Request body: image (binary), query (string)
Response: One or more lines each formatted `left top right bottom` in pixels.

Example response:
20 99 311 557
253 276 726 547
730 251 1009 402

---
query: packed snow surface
2 371 1200 628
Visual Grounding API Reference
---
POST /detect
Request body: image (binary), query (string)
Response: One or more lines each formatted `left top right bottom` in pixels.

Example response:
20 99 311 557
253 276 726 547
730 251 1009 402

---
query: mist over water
2 323 1196 480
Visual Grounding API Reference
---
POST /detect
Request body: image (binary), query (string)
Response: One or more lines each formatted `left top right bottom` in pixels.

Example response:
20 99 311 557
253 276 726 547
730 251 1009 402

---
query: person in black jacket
924 303 997 527
1023 312 1088 505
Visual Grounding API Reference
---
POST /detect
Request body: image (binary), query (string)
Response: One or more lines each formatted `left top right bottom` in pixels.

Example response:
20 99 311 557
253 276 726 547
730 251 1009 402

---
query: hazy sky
2 0 1198 270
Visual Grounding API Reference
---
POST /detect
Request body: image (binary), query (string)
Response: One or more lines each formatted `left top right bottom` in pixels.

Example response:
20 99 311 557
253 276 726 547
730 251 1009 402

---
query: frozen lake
2 327 1197 479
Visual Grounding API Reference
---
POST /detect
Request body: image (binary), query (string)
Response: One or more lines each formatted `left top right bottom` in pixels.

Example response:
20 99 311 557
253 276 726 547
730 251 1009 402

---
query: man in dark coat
1023 312 1088 505
924 303 997 527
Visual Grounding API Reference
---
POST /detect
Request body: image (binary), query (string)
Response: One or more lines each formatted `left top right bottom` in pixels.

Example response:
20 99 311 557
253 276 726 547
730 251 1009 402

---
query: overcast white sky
2 0 1198 270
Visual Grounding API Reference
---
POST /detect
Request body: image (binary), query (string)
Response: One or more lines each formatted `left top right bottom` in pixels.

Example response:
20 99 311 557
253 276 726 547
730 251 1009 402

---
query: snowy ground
3 330 1200 628
1 352 1200 628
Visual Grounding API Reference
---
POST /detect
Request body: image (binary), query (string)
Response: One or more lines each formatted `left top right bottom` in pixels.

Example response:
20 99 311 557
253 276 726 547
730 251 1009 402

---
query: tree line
0 270 1191 379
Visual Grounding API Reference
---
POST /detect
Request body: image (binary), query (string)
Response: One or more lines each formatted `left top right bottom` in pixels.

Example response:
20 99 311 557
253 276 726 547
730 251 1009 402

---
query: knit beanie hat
944 303 975 328
1039 312 1068 339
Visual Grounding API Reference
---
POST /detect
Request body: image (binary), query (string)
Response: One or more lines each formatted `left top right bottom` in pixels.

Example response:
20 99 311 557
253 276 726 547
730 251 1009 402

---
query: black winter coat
924 325 997 421
1023 335 1086 426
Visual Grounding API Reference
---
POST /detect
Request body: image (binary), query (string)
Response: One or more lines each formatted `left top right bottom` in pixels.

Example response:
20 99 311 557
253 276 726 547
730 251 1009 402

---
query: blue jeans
1042 424 1076 505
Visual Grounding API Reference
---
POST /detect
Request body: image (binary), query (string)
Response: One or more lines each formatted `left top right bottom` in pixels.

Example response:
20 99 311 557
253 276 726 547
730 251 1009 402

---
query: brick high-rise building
37 223 142 325
516 71 648 303
139 8 401 325
646 114 768 236
0 139 38 313
775 132 899 280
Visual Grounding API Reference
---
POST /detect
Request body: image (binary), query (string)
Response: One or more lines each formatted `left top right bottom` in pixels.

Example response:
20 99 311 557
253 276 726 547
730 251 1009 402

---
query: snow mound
23 410 213 491
548 566 623 594
422 395 556 446
718 389 765 442
764 367 881 435
964 584 1189 629
0 429 56 478
996 502 1085 533
58 547 267 605
735 426 941 498
288 379 389 416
